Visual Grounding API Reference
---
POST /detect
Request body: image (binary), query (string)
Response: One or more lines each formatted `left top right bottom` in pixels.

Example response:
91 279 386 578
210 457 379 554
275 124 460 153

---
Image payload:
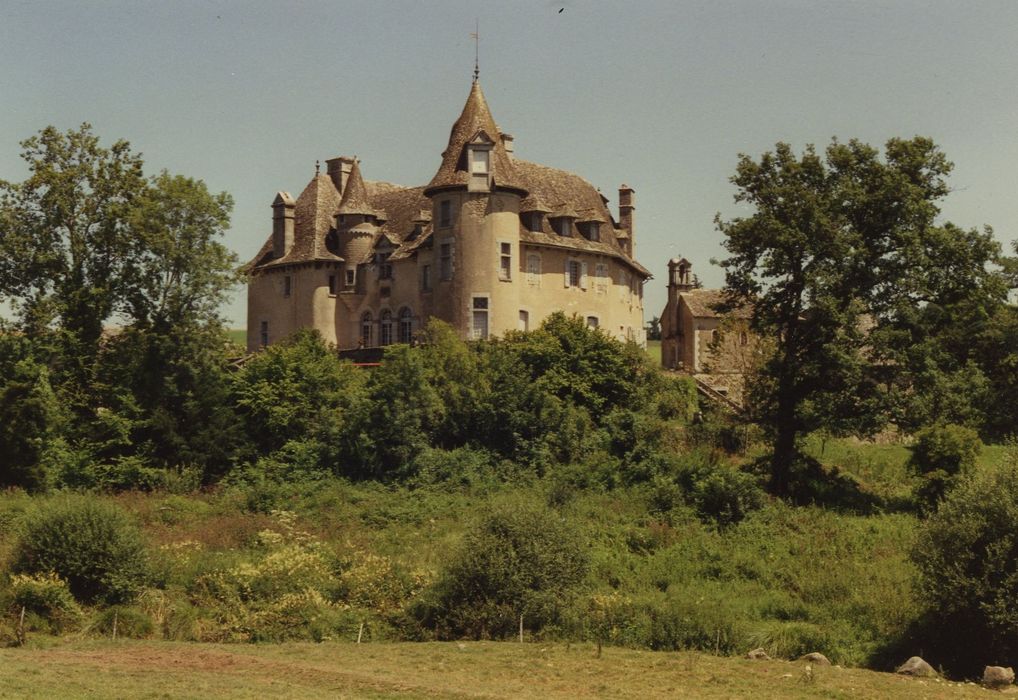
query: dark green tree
0 349 62 491
716 138 1005 494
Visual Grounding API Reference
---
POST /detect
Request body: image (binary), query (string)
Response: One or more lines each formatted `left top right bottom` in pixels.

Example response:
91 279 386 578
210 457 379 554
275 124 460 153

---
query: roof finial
315 159 320 175
471 20 479 83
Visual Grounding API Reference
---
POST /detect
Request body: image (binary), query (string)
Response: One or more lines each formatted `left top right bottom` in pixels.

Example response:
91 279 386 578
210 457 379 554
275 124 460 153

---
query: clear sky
2 0 1016 327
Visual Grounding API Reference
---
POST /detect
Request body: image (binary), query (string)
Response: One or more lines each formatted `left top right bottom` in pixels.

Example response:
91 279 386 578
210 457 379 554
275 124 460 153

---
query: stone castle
246 80 649 351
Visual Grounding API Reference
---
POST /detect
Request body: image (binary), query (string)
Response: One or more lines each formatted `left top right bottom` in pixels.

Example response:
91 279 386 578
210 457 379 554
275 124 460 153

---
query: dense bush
13 497 149 604
907 423 981 510
421 499 588 639
912 458 1018 674
4 572 82 635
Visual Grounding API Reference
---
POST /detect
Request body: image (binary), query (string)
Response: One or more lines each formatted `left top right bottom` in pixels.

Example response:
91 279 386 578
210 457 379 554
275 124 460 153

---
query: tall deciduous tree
0 124 145 366
716 138 1005 494
123 171 238 332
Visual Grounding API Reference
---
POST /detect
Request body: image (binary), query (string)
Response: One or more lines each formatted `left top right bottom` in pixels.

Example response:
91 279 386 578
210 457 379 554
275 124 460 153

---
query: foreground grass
0 640 989 700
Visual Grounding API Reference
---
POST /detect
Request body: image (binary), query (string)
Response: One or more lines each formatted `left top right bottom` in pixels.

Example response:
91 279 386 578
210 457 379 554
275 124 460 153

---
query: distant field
645 339 661 365
227 329 246 346
0 640 985 700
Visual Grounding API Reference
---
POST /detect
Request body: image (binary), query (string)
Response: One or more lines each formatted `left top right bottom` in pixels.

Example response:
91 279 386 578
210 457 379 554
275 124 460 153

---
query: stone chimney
271 191 296 258
325 156 356 195
618 184 635 256
500 133 514 162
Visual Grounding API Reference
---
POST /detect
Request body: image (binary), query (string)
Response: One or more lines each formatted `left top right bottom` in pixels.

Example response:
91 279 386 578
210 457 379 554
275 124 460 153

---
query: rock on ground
983 666 1015 688
745 648 771 660
798 652 831 666
896 656 936 678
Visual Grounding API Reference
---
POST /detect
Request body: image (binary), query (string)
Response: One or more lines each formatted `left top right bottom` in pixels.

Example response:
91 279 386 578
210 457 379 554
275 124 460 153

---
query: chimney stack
325 156 356 195
272 191 296 258
618 184 635 256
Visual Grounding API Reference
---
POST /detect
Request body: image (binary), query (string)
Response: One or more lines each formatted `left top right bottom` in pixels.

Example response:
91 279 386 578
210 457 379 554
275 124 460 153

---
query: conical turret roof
337 160 379 216
424 81 526 196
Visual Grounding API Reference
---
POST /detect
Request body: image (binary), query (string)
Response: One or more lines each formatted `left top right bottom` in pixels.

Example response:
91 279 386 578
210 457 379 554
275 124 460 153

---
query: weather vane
471 20 479 83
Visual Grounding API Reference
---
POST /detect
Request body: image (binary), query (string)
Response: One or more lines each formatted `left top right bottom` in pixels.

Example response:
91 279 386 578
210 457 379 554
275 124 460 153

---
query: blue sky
2 0 1016 326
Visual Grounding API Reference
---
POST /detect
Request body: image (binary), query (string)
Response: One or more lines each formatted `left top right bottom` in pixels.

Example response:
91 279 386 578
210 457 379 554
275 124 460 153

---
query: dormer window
470 147 489 175
467 131 494 193
524 212 543 232
580 221 600 242
552 217 572 237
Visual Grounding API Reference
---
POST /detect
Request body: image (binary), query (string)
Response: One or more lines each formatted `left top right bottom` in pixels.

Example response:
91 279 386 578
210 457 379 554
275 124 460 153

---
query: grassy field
227 328 246 346
0 640 988 699
645 339 661 365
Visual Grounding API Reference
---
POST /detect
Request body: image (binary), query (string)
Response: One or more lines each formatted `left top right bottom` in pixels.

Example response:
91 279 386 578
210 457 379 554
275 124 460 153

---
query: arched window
380 309 393 346
398 307 414 344
360 312 373 348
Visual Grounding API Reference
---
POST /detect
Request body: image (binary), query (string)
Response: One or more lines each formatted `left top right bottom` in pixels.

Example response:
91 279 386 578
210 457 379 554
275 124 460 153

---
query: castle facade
246 81 649 351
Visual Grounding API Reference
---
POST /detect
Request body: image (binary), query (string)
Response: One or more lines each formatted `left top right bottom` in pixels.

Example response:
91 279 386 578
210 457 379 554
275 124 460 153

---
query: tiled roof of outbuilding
680 289 753 319
425 81 526 195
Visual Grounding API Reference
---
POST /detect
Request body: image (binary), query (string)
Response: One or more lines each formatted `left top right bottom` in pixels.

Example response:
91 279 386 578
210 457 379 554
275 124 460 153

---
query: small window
470 148 490 174
499 242 512 281
472 297 489 340
380 310 393 346
525 212 543 232
595 263 608 295
519 310 529 332
328 274 337 296
346 269 355 286
398 307 414 344
440 200 451 227
586 316 599 329
377 252 392 280
581 222 600 242
360 312 372 347
566 260 581 288
527 253 541 286
260 321 268 347
283 275 292 297
440 242 454 280
421 264 432 291
711 329 720 344
554 218 571 237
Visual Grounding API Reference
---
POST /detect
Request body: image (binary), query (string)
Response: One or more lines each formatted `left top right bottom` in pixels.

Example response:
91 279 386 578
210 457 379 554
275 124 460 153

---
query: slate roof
248 174 343 270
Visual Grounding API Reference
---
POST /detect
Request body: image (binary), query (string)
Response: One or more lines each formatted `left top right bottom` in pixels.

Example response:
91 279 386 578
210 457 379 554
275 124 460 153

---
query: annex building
246 80 650 352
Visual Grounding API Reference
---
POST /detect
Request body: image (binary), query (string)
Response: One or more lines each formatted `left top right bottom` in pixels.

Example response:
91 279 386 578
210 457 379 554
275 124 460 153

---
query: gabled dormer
467 130 494 193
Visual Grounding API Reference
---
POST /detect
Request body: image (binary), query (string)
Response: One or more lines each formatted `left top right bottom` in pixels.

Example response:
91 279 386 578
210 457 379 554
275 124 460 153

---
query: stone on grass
983 666 1015 688
745 648 771 660
896 656 936 678
798 652 831 666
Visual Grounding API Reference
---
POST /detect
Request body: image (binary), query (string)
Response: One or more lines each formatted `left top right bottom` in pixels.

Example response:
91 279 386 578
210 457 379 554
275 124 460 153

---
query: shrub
908 423 981 510
90 605 155 639
912 458 1018 674
421 499 588 639
13 497 149 604
5 572 82 635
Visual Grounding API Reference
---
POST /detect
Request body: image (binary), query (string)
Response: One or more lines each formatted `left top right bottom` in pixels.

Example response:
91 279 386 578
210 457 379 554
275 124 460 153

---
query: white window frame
518 309 530 332
471 294 490 340
379 309 394 346
498 240 513 281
